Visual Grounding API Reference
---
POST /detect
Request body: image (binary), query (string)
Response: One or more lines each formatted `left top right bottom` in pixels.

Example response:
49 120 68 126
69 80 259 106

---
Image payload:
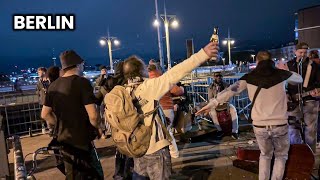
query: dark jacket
95 62 125 105
36 79 50 105
287 58 320 101
208 81 229 100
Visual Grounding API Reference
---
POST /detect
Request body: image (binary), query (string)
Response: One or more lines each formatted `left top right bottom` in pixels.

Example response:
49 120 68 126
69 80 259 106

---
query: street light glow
171 19 179 28
114 39 120 46
153 19 160 27
222 40 228 45
99 39 106 46
231 40 235 45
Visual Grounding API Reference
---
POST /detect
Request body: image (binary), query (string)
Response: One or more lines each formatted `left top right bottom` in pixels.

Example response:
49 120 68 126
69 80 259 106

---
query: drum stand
192 93 214 130
297 59 306 143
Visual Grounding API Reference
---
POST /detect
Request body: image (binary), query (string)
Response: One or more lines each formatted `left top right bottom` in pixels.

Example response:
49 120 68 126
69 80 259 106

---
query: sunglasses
214 75 222 77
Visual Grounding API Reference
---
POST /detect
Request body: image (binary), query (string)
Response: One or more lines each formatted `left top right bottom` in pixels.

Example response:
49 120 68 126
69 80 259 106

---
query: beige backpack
104 85 159 158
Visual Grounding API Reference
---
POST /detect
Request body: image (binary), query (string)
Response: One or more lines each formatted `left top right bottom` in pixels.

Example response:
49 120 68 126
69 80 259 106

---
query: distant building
296 5 320 50
269 42 296 61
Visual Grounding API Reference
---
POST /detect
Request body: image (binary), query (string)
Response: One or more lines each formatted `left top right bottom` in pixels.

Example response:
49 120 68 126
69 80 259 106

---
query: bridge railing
0 92 42 136
183 73 251 118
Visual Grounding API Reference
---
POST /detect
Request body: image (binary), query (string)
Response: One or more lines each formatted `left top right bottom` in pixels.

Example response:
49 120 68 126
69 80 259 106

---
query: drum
215 103 232 135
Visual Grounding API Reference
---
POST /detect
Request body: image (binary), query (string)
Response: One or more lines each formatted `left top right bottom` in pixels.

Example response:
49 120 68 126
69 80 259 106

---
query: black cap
60 50 84 70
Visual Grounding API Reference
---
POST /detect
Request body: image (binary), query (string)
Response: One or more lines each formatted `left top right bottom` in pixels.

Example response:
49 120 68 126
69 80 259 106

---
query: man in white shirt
196 51 302 180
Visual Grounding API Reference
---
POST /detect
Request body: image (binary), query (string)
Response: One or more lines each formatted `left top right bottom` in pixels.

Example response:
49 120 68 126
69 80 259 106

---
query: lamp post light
251 54 255 63
99 31 120 73
153 16 179 70
154 0 164 68
153 2 179 70
222 29 235 65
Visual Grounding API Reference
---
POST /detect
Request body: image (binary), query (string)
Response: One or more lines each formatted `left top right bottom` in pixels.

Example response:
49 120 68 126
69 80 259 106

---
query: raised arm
287 71 303 85
196 80 247 115
143 42 219 100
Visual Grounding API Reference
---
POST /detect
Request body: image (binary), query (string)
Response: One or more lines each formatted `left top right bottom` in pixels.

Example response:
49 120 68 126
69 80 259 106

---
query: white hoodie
207 71 303 126
132 49 210 155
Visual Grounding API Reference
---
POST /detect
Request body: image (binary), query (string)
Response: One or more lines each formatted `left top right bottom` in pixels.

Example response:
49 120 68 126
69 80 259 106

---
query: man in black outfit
287 42 320 152
41 50 103 179
95 65 108 88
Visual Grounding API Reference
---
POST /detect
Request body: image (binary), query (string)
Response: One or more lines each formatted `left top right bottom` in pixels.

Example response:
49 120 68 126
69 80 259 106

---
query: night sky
0 0 319 72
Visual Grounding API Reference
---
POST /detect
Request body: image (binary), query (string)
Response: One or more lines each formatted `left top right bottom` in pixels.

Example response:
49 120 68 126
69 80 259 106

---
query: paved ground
7 130 320 180
7 131 260 180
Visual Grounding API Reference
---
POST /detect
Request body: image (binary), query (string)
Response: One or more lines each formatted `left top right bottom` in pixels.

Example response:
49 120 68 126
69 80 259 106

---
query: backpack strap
156 106 172 141
143 105 160 118
249 86 262 122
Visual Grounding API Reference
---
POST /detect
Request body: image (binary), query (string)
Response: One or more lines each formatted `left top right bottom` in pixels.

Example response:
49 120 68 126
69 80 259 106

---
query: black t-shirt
44 75 97 151
95 75 125 105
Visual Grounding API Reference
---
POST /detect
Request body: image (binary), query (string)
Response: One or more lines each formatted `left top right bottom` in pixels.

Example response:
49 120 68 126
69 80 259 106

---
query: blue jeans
133 148 171 180
289 101 319 152
254 125 290 180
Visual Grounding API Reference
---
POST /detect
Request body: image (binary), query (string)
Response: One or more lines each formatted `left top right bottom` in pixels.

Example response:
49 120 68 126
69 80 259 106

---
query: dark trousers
114 150 134 180
62 144 104 180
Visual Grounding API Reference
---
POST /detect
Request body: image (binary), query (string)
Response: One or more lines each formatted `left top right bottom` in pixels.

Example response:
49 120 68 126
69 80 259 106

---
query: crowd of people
35 41 320 180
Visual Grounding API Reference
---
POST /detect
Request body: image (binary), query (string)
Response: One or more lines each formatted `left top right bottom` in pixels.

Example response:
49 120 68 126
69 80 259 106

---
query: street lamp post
251 54 255 63
164 17 171 69
222 29 235 65
153 2 179 70
222 58 226 66
154 0 164 68
99 31 120 73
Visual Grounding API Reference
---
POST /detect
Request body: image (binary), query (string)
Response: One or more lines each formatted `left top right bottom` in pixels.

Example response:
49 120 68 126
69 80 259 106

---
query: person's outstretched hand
203 42 219 60
276 61 289 71
195 103 214 116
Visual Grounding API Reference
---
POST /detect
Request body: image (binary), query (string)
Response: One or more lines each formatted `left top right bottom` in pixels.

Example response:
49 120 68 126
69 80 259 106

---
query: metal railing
183 72 251 118
1 92 42 136
0 66 251 136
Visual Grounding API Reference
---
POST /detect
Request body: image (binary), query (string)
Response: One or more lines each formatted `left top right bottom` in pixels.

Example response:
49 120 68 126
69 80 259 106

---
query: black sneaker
216 131 224 138
231 133 239 140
